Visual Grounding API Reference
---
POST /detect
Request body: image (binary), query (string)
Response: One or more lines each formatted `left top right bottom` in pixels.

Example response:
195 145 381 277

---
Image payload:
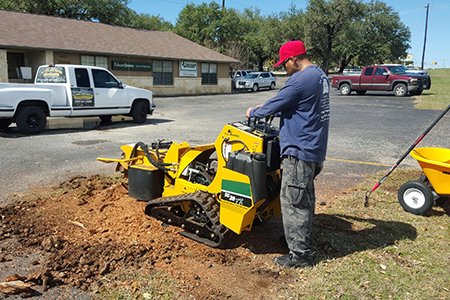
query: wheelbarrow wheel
398 181 434 215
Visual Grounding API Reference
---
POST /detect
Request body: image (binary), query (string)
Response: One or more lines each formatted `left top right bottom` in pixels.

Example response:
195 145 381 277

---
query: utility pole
222 0 225 10
420 3 429 70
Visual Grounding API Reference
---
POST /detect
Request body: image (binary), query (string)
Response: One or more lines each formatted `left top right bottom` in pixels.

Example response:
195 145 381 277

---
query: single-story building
0 10 239 96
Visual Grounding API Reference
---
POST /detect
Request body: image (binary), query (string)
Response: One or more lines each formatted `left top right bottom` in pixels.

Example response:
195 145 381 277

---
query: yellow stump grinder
98 118 281 247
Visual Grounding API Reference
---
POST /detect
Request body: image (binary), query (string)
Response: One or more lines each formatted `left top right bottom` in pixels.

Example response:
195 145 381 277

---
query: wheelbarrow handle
365 103 450 206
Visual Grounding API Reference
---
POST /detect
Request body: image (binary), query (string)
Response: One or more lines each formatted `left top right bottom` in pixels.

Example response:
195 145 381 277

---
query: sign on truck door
70 67 95 116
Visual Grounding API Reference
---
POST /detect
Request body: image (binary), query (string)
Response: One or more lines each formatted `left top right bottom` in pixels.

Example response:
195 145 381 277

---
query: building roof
0 10 238 63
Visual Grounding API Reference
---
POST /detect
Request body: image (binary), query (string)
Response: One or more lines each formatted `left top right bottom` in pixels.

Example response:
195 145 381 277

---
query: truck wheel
252 84 259 92
16 106 47 134
339 83 351 95
269 82 276 90
398 181 434 215
99 115 112 124
131 101 148 124
394 83 408 97
356 90 367 95
0 119 12 131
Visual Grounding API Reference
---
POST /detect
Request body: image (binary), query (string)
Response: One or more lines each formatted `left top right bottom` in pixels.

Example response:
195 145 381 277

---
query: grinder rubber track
145 191 229 248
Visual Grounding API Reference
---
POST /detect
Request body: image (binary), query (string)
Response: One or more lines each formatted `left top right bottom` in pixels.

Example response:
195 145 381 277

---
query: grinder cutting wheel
98 117 282 248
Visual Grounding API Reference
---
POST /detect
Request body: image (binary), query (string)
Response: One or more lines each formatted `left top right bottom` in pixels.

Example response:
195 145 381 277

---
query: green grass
96 271 178 300
415 68 450 109
280 169 449 300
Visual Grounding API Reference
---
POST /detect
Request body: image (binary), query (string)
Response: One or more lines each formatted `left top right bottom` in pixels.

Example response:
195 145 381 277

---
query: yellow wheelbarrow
398 147 450 215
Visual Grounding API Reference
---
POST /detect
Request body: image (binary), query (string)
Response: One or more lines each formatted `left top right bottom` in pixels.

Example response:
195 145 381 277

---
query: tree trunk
257 55 266 71
338 55 354 73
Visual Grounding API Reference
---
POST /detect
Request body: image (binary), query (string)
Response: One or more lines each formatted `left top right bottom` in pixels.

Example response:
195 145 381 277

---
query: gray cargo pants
280 156 323 257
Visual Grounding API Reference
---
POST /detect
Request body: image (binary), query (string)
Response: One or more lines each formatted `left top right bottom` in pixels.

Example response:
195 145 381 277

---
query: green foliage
175 2 225 49
304 0 364 72
174 3 269 70
0 0 412 72
337 1 410 69
0 0 134 26
128 12 173 31
286 0 412 73
239 8 272 71
276 4 306 42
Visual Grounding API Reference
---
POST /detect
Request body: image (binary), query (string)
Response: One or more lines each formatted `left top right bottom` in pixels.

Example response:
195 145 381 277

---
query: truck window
92 69 119 88
363 67 374 76
375 68 387 76
35 66 67 83
75 68 91 87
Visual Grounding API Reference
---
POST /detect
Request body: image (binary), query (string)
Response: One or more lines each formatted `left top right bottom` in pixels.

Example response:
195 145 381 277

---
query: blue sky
128 0 450 68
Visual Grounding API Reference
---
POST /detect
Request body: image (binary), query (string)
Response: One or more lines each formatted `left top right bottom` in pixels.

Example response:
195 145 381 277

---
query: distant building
402 53 414 66
0 10 239 96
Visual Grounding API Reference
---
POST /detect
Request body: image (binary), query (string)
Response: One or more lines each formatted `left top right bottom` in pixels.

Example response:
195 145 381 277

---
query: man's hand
246 107 254 118
246 105 262 118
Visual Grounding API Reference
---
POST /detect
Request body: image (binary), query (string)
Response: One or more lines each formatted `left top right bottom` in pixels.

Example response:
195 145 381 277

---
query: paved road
1 88 449 204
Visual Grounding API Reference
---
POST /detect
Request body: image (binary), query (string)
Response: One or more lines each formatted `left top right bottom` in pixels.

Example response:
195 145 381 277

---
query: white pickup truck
0 64 154 134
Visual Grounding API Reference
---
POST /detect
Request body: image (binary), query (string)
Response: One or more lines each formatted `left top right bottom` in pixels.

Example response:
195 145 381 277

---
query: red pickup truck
331 65 431 96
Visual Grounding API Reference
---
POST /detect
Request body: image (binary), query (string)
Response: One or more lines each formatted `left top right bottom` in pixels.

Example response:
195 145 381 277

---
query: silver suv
235 72 276 92
231 70 252 90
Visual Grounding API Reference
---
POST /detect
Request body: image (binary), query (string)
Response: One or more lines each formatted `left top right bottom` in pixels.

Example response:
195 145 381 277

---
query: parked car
231 70 253 90
0 64 154 134
404 65 428 74
342 67 362 75
331 65 429 97
235 72 276 92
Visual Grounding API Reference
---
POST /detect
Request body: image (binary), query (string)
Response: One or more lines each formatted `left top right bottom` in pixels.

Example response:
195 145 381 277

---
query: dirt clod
0 174 292 299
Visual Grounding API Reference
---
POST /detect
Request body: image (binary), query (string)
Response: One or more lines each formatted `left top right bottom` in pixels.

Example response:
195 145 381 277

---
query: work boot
273 252 313 269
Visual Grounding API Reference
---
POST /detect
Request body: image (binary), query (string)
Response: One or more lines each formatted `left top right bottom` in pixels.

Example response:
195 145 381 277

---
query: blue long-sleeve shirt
250 66 330 163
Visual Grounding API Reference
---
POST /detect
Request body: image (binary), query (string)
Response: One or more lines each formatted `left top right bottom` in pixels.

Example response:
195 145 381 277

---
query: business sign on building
112 61 152 72
179 61 198 77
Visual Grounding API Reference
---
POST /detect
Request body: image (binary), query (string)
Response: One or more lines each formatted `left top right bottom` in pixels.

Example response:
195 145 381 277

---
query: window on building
75 68 91 87
92 69 120 88
7 52 25 79
202 63 217 85
81 55 108 68
153 60 173 85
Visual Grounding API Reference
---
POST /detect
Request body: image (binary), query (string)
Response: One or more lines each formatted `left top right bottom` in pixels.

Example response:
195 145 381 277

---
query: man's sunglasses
282 57 293 67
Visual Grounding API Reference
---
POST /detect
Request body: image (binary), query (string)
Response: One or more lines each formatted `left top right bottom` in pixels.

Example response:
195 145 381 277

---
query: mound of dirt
0 175 291 299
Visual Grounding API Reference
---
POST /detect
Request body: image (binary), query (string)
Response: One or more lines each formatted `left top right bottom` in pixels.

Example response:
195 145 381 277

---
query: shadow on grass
430 197 450 216
226 213 417 261
314 214 417 262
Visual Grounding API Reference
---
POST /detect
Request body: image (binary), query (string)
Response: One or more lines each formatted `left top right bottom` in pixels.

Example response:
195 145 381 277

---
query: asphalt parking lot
0 87 449 204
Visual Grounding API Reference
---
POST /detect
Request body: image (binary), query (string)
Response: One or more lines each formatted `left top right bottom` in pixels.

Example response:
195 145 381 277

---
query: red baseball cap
273 40 307 67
